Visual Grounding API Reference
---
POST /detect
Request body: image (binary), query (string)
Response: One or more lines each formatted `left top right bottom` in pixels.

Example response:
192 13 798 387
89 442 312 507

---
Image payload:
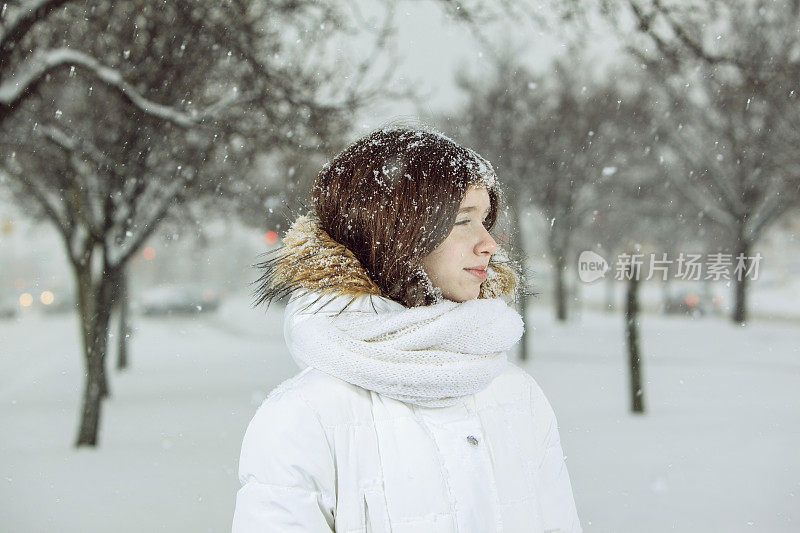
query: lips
464 267 488 281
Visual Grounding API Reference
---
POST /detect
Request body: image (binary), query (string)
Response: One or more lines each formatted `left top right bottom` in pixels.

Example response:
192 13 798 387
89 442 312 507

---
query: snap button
466 435 479 446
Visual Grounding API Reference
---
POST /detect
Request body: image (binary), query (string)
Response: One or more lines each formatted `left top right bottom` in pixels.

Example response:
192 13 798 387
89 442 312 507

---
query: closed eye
456 216 489 226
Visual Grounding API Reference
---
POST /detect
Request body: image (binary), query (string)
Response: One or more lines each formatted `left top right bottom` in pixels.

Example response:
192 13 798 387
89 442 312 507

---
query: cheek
442 240 470 268
424 232 472 277
423 248 448 276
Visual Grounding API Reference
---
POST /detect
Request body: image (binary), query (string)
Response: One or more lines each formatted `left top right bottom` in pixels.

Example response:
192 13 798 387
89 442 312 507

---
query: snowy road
1 296 798 532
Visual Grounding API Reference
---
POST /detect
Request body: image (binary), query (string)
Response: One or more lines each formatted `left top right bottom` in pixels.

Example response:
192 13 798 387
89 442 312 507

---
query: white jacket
232 291 582 532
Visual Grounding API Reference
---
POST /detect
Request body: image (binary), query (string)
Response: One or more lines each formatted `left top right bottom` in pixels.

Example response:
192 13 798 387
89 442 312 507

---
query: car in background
663 287 725 317
136 285 221 317
41 292 77 314
0 297 16 319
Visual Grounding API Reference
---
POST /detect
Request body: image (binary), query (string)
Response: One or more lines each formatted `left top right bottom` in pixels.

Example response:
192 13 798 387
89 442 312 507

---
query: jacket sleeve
529 378 583 533
232 389 336 533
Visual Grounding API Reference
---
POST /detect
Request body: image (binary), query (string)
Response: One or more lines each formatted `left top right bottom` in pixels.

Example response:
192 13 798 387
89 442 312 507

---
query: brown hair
256 126 515 308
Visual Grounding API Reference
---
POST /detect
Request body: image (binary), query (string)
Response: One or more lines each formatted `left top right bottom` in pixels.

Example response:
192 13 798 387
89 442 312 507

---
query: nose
476 227 498 256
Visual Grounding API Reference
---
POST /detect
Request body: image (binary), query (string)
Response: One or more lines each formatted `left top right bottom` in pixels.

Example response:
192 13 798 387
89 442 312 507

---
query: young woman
232 127 582 532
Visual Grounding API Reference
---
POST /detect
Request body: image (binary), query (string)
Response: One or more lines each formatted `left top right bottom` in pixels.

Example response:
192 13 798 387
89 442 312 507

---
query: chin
441 283 480 303
461 289 481 302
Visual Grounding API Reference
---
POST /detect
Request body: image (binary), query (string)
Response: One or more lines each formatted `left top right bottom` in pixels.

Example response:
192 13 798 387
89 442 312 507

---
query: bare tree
602 0 800 323
0 0 396 447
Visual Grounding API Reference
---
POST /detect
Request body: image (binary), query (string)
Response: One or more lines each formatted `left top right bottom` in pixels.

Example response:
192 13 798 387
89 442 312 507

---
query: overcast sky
354 1 623 133
354 2 557 131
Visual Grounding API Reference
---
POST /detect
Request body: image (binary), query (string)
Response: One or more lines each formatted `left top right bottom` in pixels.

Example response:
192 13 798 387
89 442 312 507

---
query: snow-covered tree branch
0 47 241 125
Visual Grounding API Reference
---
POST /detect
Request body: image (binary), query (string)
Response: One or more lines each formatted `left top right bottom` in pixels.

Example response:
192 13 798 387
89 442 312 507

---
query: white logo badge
578 250 609 283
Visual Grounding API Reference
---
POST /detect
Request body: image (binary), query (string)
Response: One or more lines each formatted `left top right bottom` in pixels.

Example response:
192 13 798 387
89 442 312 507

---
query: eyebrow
458 205 491 214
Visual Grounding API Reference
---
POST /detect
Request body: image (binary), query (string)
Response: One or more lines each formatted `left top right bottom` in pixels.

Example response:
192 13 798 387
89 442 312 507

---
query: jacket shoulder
263 367 373 427
479 362 559 422
479 361 537 405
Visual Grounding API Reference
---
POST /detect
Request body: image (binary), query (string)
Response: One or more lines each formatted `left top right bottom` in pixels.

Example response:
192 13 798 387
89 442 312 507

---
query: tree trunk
732 235 750 325
661 276 672 314
604 274 615 312
625 264 645 414
546 228 569 322
98 336 110 398
511 205 531 361
116 269 130 371
76 342 105 447
74 264 117 447
554 252 568 322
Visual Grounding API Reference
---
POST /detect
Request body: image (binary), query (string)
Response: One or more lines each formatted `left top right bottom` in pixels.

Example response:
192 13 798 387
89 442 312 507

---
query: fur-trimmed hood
253 213 519 307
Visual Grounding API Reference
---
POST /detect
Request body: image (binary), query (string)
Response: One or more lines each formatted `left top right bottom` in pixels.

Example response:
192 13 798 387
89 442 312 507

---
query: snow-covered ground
1 295 797 532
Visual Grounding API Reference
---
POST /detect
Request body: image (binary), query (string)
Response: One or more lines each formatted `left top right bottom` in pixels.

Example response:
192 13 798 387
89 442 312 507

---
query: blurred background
1 1 798 531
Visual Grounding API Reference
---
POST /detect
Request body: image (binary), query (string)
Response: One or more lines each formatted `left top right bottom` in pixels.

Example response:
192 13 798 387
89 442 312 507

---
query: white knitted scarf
285 291 524 407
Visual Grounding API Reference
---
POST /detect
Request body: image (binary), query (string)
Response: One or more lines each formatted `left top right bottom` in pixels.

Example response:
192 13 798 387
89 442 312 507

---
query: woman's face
421 186 498 302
